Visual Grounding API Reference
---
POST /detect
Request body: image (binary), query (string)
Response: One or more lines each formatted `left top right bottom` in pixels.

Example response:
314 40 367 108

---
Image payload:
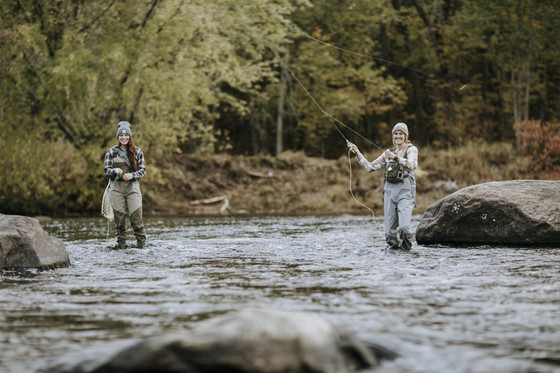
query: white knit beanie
392 122 409 137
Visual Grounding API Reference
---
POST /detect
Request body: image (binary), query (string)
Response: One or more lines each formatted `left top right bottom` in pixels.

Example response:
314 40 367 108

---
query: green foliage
0 0 310 215
289 0 407 156
1 0 560 215
0 126 92 215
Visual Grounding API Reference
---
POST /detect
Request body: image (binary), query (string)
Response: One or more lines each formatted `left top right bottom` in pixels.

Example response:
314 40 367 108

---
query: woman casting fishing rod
347 123 418 251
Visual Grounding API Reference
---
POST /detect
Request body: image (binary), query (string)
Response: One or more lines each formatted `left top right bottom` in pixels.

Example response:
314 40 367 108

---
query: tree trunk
512 46 521 125
276 45 289 156
523 51 531 122
276 75 285 155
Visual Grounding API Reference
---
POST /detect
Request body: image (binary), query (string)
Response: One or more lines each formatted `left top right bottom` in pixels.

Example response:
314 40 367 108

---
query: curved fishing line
348 149 375 217
268 44 377 216
325 113 384 151
302 32 480 90
268 45 386 152
301 32 431 77
267 45 348 142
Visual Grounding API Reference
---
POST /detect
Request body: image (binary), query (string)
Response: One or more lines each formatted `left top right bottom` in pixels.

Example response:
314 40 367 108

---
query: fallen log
247 170 274 178
190 195 227 205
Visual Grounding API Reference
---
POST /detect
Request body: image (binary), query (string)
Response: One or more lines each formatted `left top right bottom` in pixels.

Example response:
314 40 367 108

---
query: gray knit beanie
392 122 409 137
116 121 132 138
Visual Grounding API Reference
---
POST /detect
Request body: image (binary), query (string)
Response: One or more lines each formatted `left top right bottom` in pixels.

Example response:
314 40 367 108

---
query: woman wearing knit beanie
347 122 418 251
103 121 147 249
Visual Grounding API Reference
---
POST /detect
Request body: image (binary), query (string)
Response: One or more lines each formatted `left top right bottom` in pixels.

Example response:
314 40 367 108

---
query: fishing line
268 45 378 216
302 32 480 90
348 149 375 218
238 6 378 215
268 45 386 151
302 32 430 77
267 46 349 143
325 113 384 151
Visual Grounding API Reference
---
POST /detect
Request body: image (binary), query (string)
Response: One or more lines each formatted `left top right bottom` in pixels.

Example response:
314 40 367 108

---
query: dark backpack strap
391 147 408 159
114 147 131 168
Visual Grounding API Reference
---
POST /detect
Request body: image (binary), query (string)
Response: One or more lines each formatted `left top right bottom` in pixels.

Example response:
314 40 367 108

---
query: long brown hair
126 137 138 171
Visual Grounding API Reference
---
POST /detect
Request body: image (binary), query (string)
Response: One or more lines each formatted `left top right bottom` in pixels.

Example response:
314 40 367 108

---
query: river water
1 215 559 373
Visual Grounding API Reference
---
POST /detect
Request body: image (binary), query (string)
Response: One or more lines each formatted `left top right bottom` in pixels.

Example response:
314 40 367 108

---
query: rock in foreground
42 308 384 373
416 180 560 246
0 214 70 269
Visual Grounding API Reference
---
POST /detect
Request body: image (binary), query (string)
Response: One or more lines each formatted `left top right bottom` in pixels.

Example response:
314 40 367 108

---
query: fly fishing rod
267 47 348 142
268 45 380 217
268 46 384 151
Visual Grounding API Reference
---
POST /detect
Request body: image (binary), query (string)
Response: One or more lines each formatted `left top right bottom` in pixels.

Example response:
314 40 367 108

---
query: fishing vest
384 147 408 183
112 147 133 178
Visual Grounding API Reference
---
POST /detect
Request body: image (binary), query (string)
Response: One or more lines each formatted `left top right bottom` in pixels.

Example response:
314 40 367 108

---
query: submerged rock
0 214 70 269
42 308 388 373
416 180 560 245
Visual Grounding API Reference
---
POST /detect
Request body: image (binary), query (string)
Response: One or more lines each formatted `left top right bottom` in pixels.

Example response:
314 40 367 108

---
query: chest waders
110 149 146 249
383 148 416 250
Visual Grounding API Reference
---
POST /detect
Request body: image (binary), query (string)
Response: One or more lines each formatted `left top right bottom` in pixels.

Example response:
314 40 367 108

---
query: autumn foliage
514 120 560 178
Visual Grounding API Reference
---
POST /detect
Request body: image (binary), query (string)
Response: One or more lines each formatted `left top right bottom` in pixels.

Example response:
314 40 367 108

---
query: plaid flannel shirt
104 145 146 180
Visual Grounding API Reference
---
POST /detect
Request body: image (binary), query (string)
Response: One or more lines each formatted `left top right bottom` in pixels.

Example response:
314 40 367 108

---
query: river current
1 215 559 373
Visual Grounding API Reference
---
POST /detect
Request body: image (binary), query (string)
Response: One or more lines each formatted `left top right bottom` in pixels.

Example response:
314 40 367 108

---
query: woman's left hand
122 173 133 181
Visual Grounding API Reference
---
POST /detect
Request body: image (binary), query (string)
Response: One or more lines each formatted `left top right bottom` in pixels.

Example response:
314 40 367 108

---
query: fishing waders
109 152 147 249
383 175 416 251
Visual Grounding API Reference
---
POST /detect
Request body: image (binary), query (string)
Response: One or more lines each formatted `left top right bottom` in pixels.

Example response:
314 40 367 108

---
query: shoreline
10 145 542 218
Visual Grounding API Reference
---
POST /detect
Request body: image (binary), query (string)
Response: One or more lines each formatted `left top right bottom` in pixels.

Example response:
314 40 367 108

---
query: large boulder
417 180 560 246
43 308 389 373
0 214 70 269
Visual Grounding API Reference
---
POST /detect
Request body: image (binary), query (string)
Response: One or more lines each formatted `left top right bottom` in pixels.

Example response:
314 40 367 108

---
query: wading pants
110 180 146 247
383 175 416 250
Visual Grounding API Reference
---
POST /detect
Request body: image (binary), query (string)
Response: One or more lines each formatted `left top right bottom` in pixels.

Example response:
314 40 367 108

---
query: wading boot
130 207 146 249
386 244 406 251
111 241 127 250
399 230 413 251
108 213 128 250
385 235 401 251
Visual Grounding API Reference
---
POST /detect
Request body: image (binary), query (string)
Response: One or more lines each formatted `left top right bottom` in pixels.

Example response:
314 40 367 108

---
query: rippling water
1 215 559 373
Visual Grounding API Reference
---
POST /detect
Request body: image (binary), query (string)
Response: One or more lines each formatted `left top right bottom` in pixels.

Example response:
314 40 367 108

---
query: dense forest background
1 0 559 216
